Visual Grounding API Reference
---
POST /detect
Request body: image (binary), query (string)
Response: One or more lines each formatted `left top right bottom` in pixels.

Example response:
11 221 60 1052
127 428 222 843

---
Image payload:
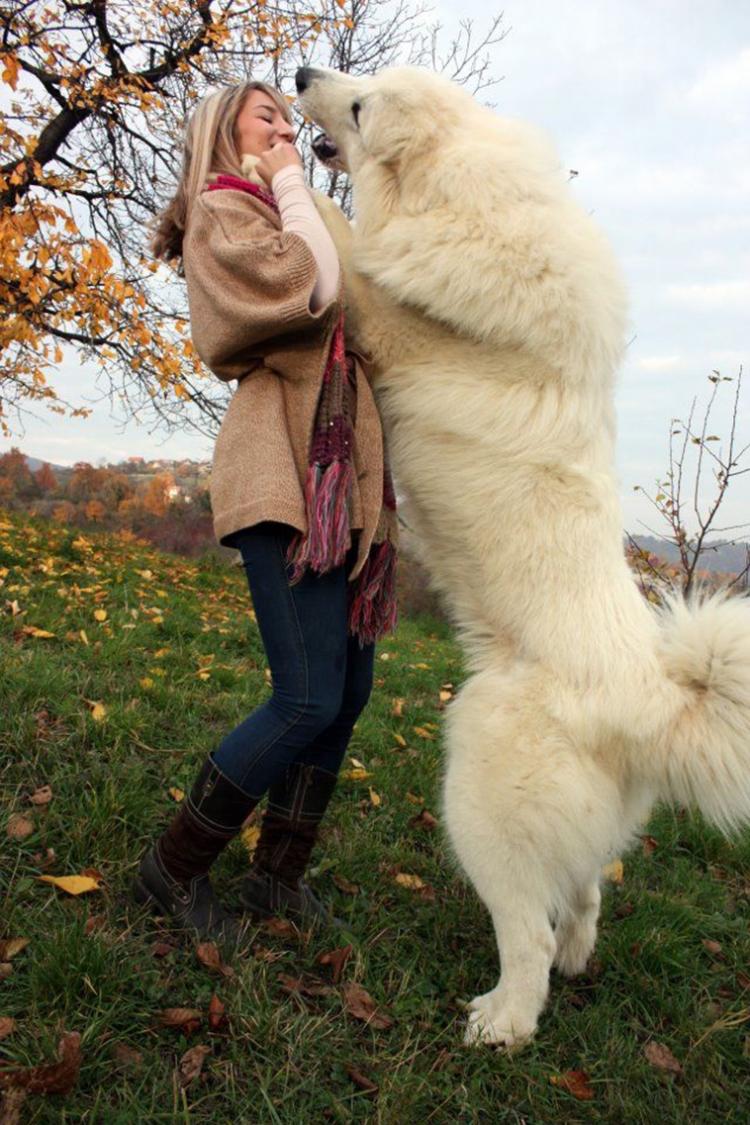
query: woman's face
234 89 294 157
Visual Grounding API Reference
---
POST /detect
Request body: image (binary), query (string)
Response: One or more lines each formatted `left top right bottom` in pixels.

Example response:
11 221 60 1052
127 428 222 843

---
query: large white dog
295 65 750 1048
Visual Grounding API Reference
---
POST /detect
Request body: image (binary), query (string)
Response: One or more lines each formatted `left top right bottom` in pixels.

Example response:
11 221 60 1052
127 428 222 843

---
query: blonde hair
150 81 293 267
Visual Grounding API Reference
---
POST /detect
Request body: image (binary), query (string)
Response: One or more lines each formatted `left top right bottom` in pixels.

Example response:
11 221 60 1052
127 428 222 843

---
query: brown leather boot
237 762 343 927
134 755 260 942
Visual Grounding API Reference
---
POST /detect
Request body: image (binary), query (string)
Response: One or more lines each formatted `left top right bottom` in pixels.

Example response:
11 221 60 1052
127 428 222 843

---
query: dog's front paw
464 989 537 1050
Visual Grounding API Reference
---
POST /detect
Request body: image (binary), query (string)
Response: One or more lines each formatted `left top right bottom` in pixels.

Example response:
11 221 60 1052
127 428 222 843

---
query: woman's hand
256 142 303 187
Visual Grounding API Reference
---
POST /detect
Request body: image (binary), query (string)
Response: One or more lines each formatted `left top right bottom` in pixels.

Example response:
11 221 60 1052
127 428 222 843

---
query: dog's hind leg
553 879 601 978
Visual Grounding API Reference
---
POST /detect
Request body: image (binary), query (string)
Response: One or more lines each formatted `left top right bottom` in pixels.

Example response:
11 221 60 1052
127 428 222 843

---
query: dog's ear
358 88 442 165
239 153 266 186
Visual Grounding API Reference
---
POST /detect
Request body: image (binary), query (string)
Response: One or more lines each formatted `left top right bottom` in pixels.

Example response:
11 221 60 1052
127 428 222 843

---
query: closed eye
352 101 361 127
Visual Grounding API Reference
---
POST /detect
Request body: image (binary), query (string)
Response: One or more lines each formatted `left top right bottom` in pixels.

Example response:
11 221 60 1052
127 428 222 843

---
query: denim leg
293 632 375 774
212 522 351 796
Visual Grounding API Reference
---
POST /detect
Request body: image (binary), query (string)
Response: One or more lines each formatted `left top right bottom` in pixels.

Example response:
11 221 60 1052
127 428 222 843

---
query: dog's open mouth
311 132 340 166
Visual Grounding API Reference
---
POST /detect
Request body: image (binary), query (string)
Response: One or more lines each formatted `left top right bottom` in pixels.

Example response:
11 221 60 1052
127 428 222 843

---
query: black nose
295 67 314 94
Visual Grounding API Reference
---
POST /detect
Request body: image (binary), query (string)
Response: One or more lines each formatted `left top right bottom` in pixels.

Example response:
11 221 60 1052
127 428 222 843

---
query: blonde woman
135 81 398 940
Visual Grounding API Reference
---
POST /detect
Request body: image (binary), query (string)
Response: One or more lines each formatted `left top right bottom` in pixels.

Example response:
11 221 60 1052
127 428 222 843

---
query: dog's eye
351 101 361 127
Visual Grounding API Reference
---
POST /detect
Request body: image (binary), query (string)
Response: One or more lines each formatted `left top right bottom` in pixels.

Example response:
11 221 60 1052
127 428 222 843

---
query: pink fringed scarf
206 173 398 646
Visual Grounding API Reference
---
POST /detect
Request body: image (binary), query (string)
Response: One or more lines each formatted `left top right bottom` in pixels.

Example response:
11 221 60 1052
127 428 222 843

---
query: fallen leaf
643 1041 682 1076
38 874 100 896
438 689 453 703
641 834 658 856
0 965 12 981
151 941 176 958
0 1030 81 1094
368 787 381 807
240 824 261 855
261 917 298 938
168 787 185 802
0 1019 15 1041
341 768 372 782
391 699 405 717
84 915 106 936
178 1044 211 1087
550 1069 594 1100
208 994 228 1031
346 1065 378 1095
278 973 333 998
0 1087 26 1124
0 939 29 962
702 939 723 956
317 945 353 984
394 873 426 891
28 786 52 807
405 792 423 805
196 942 235 978
20 626 56 639
413 727 435 740
332 873 359 896
342 982 393 1030
93 609 107 622
6 815 33 841
158 1008 203 1033
112 1043 143 1068
409 808 438 831
602 859 624 884
393 733 407 748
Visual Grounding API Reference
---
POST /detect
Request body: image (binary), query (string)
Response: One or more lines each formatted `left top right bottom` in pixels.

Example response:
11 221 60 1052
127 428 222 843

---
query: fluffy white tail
655 591 750 832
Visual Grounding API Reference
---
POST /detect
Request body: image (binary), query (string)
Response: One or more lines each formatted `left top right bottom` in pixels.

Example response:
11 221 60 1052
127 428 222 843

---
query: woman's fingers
256 142 303 186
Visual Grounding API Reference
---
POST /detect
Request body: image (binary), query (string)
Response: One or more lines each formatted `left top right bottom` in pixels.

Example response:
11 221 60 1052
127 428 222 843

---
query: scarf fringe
348 538 399 647
286 459 354 582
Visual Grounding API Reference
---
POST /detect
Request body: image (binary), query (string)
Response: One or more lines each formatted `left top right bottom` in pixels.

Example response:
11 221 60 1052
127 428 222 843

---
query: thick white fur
300 66 750 1048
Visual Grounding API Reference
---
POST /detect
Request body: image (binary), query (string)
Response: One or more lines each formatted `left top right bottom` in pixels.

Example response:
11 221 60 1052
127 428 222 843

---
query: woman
134 81 398 940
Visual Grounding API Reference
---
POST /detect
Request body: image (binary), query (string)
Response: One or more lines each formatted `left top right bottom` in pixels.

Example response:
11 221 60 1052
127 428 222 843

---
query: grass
1 506 749 1124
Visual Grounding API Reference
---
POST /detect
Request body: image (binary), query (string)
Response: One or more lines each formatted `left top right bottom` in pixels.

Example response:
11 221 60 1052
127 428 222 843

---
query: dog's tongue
312 132 339 161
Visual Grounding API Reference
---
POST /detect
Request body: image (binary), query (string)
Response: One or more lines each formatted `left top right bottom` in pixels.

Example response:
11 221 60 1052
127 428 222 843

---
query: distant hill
631 535 749 577
22 454 72 474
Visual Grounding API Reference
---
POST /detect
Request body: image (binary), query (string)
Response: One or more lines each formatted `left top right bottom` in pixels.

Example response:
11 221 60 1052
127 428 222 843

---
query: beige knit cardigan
182 183 387 582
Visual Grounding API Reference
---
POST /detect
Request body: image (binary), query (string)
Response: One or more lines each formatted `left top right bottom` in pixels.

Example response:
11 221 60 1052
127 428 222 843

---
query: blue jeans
212 522 375 797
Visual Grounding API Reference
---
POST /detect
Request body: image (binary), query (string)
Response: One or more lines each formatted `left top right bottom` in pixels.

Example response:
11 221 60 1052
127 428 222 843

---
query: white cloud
636 355 682 372
685 47 750 113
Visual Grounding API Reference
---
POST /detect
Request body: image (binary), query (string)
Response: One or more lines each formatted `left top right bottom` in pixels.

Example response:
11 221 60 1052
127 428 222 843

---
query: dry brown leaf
84 915 106 936
702 939 723 956
0 940 28 962
341 982 393 1030
332 873 359 896
151 941 176 958
6 815 33 841
0 1030 81 1094
409 808 438 831
0 965 12 981
196 942 235 978
278 973 333 998
261 917 298 939
37 874 100 896
158 1008 203 1033
0 1020 15 1041
391 698 405 717
178 1044 211 1087
394 873 426 891
208 994 228 1032
346 1065 378 1096
550 1069 594 1100
317 944 353 984
640 834 658 856
28 786 52 807
112 1043 143 1069
643 1041 683 1076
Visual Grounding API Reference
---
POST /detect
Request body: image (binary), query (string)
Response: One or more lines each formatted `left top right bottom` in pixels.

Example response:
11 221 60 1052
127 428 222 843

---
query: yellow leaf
405 792 424 805
197 670 211 681
391 698 405 717
94 608 107 622
2 53 20 91
341 768 371 781
22 626 56 639
349 757 366 769
439 690 453 703
241 824 260 855
394 873 425 891
38 874 101 895
168 787 185 802
79 629 89 645
413 727 435 740
602 859 624 884
369 787 381 807
86 700 106 722
140 677 154 690
153 647 170 658
393 733 407 747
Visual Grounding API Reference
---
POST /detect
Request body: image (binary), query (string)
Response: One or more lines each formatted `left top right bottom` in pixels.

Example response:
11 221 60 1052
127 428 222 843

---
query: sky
2 0 748 537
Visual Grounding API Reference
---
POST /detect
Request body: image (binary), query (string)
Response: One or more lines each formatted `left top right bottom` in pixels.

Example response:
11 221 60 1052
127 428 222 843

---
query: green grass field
1 508 748 1124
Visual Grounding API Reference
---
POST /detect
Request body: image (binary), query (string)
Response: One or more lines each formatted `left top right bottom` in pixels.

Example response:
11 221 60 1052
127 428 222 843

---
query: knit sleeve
271 166 340 310
183 190 339 382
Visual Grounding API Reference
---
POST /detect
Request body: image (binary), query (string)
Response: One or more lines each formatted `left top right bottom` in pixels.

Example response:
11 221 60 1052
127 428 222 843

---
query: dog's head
297 65 472 176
